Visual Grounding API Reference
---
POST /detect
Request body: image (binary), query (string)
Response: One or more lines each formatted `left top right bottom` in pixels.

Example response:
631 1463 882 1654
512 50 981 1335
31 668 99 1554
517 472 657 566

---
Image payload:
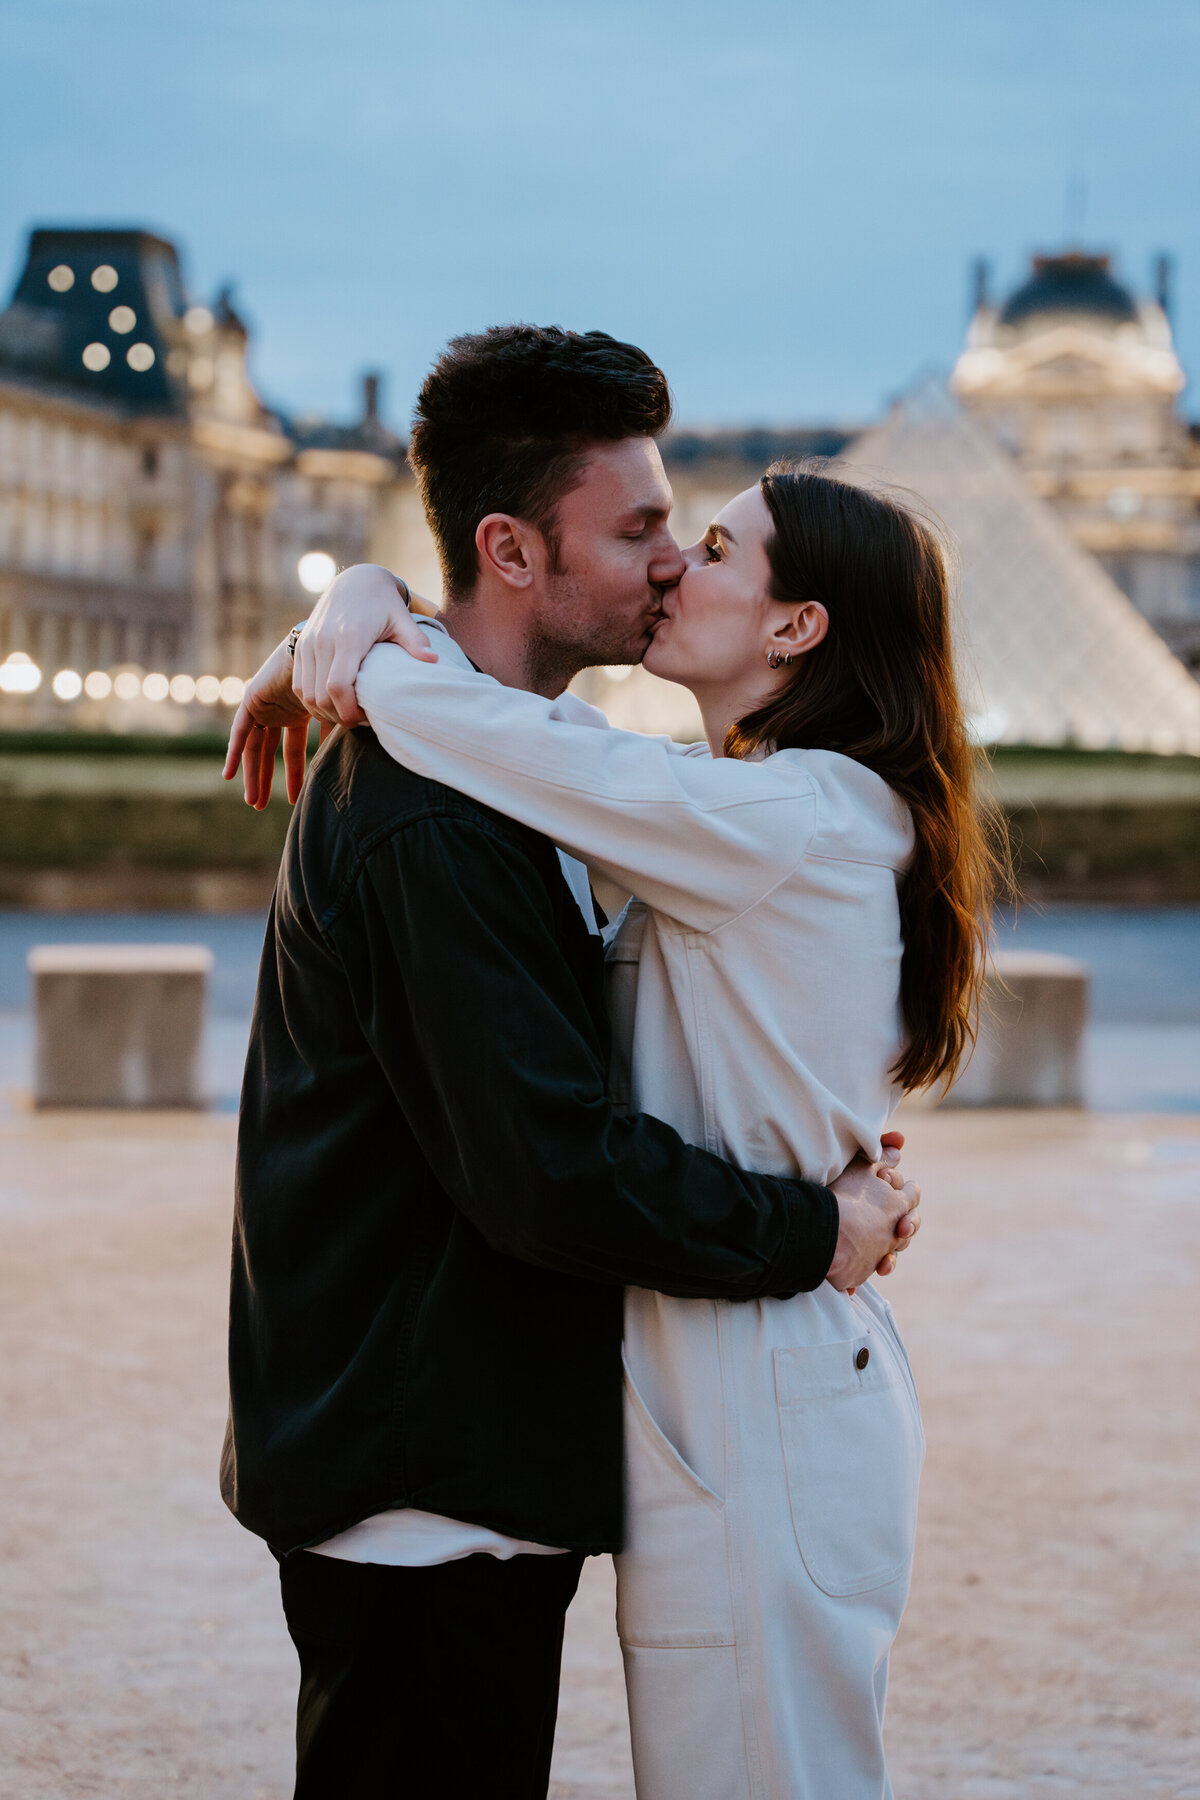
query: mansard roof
838 380 1200 756
662 425 854 468
0 226 189 414
290 414 405 462
997 252 1139 331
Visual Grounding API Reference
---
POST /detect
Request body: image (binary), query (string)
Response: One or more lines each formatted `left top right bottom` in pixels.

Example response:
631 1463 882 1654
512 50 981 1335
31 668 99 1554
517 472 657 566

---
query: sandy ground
0 1106 1198 1798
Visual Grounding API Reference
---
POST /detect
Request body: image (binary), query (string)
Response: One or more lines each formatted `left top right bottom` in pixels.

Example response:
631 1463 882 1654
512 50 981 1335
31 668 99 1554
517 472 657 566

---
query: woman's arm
292 564 441 727
293 562 706 755
356 643 818 934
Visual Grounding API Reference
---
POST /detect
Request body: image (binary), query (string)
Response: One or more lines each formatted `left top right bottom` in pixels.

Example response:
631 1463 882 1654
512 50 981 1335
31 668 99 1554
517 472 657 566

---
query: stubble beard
522 569 654 696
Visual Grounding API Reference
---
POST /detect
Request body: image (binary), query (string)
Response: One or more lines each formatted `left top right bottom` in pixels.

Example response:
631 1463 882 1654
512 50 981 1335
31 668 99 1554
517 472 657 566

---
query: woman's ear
476 514 536 590
771 600 828 662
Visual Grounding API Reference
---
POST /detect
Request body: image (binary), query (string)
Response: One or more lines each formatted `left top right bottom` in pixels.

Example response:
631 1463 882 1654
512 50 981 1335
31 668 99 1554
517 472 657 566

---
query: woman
290 463 994 1798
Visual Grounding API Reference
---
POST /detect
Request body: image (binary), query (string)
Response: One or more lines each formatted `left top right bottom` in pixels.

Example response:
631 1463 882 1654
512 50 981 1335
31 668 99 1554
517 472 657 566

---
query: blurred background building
953 249 1200 674
0 226 405 724
0 217 1198 913
579 248 1200 749
3 222 1199 738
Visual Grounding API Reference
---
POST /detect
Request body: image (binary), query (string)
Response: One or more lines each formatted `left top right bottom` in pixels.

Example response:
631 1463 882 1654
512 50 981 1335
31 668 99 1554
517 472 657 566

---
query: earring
766 649 794 669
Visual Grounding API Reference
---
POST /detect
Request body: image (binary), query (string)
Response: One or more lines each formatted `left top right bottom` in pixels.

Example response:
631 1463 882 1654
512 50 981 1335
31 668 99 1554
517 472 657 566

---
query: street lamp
298 551 337 595
0 652 42 694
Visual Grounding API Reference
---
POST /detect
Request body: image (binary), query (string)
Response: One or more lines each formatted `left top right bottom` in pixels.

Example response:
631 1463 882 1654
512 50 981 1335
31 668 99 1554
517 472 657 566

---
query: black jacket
222 726 838 1556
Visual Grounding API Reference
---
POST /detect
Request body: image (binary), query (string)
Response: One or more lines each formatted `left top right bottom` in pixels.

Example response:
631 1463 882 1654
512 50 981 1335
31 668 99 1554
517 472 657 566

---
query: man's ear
476 514 537 590
771 600 829 661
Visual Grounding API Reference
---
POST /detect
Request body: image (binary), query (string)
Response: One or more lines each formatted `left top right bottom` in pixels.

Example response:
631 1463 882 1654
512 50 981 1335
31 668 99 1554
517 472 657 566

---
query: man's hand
826 1129 921 1292
221 639 316 810
293 564 438 727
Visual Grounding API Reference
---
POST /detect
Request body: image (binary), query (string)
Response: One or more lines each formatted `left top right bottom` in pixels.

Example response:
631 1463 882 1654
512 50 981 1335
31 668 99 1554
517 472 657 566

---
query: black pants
279 1547 585 1800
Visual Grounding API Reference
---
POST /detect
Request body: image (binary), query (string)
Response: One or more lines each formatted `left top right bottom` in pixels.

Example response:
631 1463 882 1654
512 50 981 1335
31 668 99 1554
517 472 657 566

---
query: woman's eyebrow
708 523 737 546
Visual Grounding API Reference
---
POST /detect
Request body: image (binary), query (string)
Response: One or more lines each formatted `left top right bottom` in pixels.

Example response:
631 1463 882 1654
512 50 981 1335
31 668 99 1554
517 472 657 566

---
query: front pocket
774 1334 922 1598
615 1351 735 1648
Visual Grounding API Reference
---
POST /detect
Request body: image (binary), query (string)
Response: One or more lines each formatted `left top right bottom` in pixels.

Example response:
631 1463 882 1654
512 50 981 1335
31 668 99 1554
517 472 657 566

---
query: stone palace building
953 250 1200 671
1 223 1197 737
0 225 406 719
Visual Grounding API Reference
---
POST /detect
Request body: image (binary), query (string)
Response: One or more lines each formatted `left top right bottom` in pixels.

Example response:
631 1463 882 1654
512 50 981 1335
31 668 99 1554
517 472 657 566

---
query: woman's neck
693 678 775 760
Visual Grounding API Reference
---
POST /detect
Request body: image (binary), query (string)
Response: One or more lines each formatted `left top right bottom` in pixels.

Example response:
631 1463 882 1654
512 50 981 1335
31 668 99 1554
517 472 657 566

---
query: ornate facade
4 224 1196 737
0 226 404 721
952 251 1200 671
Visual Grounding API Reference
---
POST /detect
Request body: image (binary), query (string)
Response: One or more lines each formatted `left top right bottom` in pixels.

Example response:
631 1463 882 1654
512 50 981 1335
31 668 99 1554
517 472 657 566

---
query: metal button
855 1346 870 1371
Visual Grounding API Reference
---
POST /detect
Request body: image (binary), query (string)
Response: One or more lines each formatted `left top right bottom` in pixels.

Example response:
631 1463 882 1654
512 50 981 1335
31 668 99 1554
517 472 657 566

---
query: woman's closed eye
704 537 723 563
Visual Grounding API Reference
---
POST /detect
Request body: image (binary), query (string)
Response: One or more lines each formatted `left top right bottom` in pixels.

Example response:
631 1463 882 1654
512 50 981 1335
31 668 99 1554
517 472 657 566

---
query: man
223 326 918 1799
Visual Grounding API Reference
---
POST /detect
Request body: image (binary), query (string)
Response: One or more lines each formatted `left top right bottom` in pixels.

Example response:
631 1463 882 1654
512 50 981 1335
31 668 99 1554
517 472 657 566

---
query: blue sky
3 0 1198 430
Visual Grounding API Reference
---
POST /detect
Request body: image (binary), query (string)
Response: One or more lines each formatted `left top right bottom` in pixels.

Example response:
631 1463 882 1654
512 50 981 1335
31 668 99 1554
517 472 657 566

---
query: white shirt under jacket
321 617 915 1558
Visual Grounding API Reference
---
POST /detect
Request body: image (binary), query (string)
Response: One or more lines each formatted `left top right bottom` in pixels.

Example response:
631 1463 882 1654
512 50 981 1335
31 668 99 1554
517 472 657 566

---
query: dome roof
997 252 1138 329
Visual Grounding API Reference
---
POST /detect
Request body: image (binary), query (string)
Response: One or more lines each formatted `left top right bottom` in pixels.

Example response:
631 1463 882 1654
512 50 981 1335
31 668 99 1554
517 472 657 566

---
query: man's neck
439 598 577 698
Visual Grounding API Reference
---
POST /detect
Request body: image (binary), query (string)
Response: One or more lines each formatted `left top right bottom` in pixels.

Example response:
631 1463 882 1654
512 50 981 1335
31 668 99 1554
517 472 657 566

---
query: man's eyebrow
622 501 671 525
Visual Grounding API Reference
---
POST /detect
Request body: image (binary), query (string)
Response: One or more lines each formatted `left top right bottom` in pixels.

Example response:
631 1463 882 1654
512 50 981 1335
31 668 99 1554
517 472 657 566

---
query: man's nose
648 532 686 589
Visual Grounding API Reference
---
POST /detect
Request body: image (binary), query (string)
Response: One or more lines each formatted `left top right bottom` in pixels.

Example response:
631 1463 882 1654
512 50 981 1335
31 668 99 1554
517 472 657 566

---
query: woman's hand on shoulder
222 637 317 810
293 564 439 726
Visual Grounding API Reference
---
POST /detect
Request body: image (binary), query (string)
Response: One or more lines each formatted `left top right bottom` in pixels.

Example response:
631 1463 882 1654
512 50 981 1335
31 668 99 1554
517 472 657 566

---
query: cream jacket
356 624 915 1193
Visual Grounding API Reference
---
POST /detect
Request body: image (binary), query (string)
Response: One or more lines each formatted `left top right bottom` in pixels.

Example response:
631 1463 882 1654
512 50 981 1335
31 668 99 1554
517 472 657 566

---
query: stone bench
28 944 213 1108
944 950 1089 1108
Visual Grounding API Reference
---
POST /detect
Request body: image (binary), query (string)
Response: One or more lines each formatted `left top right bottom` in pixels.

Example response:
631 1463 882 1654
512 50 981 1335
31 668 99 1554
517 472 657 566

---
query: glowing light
142 672 170 702
298 551 337 594
1108 488 1142 520
219 676 246 706
169 673 196 704
127 342 155 372
84 670 113 699
82 343 111 372
47 265 75 293
967 708 1010 746
600 664 634 682
0 652 43 695
52 669 83 700
109 305 136 334
113 671 142 701
91 265 118 293
184 307 214 335
194 675 222 705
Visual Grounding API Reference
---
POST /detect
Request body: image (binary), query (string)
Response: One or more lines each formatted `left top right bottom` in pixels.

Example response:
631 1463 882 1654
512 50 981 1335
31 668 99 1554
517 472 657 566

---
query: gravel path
1 1107 1197 1797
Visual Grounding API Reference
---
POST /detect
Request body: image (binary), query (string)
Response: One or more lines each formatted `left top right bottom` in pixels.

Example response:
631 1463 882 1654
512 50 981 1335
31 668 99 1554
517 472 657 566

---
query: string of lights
0 651 246 707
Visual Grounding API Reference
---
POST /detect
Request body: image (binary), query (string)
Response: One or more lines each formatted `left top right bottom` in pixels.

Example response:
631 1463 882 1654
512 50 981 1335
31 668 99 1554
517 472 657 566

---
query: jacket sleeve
336 812 837 1299
356 643 818 933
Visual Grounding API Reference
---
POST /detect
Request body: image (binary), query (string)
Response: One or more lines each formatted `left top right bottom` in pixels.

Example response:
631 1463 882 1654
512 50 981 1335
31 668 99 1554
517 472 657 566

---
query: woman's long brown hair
726 461 1002 1093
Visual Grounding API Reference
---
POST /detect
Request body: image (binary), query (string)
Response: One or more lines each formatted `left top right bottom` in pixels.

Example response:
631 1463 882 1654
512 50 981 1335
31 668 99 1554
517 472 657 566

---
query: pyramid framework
837 380 1200 756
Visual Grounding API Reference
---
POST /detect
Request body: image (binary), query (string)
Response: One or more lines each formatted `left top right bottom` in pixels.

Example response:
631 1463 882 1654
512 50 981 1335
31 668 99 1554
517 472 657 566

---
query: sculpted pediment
1014 328 1124 375
954 323 1183 400
1031 352 1103 379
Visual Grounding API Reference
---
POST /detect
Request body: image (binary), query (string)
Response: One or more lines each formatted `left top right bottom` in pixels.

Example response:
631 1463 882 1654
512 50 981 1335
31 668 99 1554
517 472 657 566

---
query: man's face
533 437 684 670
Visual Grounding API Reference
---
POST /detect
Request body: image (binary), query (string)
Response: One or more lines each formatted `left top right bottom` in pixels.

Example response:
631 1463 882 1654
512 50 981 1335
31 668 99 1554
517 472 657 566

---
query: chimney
971 257 990 315
1154 253 1172 318
362 371 381 422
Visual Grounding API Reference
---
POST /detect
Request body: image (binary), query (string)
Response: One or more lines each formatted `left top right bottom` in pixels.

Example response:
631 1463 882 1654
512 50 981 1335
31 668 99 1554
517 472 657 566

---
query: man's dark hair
407 325 672 596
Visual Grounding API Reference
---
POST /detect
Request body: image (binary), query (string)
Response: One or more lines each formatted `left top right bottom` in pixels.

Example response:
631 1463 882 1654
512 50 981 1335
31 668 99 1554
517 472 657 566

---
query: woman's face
643 486 791 694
